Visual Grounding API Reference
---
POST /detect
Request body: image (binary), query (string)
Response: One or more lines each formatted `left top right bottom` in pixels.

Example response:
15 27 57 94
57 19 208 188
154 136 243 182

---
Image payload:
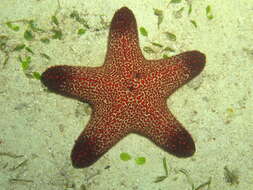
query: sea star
41 7 205 168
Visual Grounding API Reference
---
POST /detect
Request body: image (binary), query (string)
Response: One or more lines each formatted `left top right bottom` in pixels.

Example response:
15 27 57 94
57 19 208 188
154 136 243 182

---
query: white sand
0 0 252 189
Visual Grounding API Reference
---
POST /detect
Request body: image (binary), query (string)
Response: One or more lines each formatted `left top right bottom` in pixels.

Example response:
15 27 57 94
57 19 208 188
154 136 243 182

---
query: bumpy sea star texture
41 7 205 168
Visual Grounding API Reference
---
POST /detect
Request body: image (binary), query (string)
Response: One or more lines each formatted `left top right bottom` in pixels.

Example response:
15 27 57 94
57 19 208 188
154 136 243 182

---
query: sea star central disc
41 7 205 168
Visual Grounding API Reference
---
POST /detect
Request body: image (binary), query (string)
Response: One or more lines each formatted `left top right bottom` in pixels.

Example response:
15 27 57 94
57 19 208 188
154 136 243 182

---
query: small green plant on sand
135 157 146 165
120 152 132 161
119 152 146 165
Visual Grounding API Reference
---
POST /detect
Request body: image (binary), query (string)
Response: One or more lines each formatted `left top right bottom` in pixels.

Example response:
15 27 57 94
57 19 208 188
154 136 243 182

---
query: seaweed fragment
164 32 176 41
70 10 90 29
206 5 214 20
6 22 20 31
139 27 148 37
195 178 212 190
9 178 33 184
154 157 169 183
179 169 194 189
224 166 239 185
0 152 24 158
170 0 182 3
153 9 164 28
10 159 29 171
179 169 212 190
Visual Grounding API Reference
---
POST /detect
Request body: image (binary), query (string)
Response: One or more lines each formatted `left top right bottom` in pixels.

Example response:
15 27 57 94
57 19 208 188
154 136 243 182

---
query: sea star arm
136 101 195 157
71 105 131 168
148 51 205 96
41 66 104 103
104 7 144 70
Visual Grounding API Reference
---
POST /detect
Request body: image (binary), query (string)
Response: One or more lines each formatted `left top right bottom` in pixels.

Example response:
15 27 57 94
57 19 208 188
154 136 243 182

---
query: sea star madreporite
41 7 205 168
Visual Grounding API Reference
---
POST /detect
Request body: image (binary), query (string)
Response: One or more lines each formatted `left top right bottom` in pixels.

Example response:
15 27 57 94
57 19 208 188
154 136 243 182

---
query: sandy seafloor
0 0 252 190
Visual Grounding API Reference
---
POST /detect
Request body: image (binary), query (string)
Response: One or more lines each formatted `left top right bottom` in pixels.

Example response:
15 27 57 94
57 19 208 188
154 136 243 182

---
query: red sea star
41 7 205 168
